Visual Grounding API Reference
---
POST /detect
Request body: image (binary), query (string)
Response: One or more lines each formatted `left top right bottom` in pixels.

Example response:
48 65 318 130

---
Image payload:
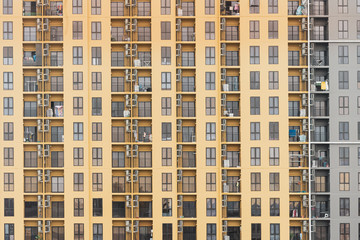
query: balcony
177 0 195 16
310 0 327 16
23 44 42 66
23 1 41 16
44 1 64 16
221 1 239 16
221 21 240 41
312 175 329 193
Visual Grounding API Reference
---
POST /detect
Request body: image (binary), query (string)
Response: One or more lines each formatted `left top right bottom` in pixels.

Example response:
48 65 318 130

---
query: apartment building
0 0 358 239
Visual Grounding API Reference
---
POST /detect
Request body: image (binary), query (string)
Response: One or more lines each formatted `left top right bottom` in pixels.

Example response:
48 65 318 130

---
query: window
339 71 349 89
92 173 103 191
270 224 280 240
4 173 14 192
161 72 171 90
72 47 83 65
51 176 64 193
24 176 37 193
206 123 216 141
162 198 172 216
251 173 261 191
250 97 260 115
73 97 83 115
339 46 349 64
112 151 125 168
205 22 215 40
73 173 84 192
73 72 83 90
73 148 84 166
207 224 216 240
138 1 151 16
161 0 170 15
73 122 83 141
52 201 64 218
162 173 172 191
251 224 261 240
288 51 299 66
205 0 215 14
161 97 171 116
4 198 14 216
251 122 260 140
268 21 278 39
250 147 261 166
340 223 350 240
3 0 12 14
112 176 125 193
251 198 261 216
340 198 350 216
338 20 348 39
91 0 101 15
182 51 195 66
91 47 102 65
269 46 278 64
3 21 12 40
4 148 14 166
205 47 215 65
162 148 172 166
163 224 172 240
270 147 279 166
91 148 102 167
112 202 125 218
3 97 13 115
161 47 171 65
250 21 260 39
3 47 13 65
206 173 216 191
250 0 260 13
205 72 215 90
339 172 350 191
270 198 280 216
92 123 102 142
73 0 82 14
269 71 279 89
250 71 260 89
138 27 151 41
339 122 349 140
339 96 349 115
4 224 14 240
227 201 240 217
92 97 102 116
112 126 125 142
162 123 172 141
91 22 101 40
206 147 216 166
288 26 299 40
182 176 196 193
225 51 239 66
93 198 103 216
269 97 279 115
161 22 171 40
269 122 279 140
74 223 84 240
93 224 103 240
139 176 152 192
206 198 216 216
3 123 13 141
205 97 216 115
3 72 13 90
139 152 152 168
73 21 83 39
268 0 278 13
250 46 260 64
138 101 151 117
270 173 280 191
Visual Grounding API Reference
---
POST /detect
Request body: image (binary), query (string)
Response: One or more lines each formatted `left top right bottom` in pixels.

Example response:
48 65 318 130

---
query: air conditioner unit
176 44 182 56
220 18 226 30
133 170 138 182
223 159 230 168
176 69 182 82
43 69 49 81
312 160 318 168
125 44 131 57
37 170 43 182
132 94 138 106
38 221 43 233
221 119 226 132
176 19 181 31
177 144 182 157
132 44 137 57
43 94 49 107
38 196 43 207
126 120 131 132
37 94 42 107
44 170 51 182
220 43 226 56
37 119 42 132
36 0 42 6
221 170 227 182
125 19 131 32
302 170 308 182
43 0 49 6
133 220 139 232
176 94 182 106
126 95 131 107
133 195 139 207
222 195 227 207
126 196 132 207
301 43 307 56
222 221 228 233
126 145 131 158
44 221 50 233
132 69 138 81
37 19 42 31
221 94 226 106
132 144 138 157
44 195 51 207
43 19 49 32
125 0 130 6
132 19 137 32
44 145 50 157
126 170 131 182
221 144 227 157
301 18 307 31
177 195 183 207
37 144 43 157
177 170 183 182
221 68 226 81
301 68 307 81
126 221 132 232
176 120 182 132
44 120 49 132
302 221 308 232
178 220 183 233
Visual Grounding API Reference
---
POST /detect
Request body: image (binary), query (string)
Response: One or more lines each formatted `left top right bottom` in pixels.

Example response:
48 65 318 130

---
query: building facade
0 0 358 239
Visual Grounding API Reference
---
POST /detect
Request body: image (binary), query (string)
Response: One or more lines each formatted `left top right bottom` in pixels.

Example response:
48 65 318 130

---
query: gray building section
310 0 360 239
